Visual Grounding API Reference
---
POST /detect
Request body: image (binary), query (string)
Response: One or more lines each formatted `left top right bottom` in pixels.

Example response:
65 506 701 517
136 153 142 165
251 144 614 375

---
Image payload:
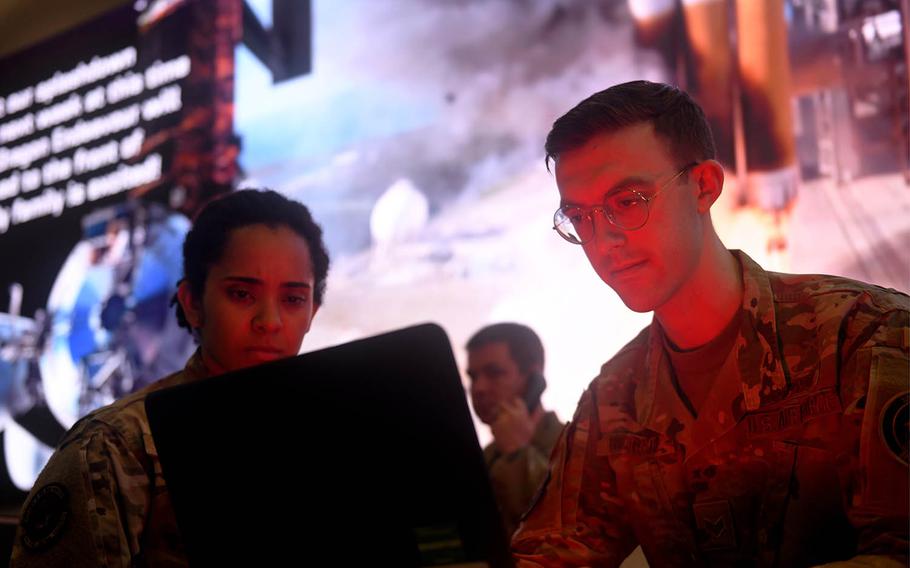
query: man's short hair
545 80 717 169
466 323 545 374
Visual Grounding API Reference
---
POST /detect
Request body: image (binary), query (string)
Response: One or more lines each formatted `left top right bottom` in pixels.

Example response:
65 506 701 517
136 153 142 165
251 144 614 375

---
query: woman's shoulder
59 365 191 453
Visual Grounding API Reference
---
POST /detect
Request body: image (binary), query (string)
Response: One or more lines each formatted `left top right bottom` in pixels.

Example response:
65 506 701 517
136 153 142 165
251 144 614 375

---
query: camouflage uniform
10 352 208 567
485 410 564 538
513 251 910 567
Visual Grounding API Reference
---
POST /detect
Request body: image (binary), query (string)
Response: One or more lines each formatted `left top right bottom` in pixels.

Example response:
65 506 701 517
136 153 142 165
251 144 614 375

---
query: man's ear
177 280 203 329
691 159 725 214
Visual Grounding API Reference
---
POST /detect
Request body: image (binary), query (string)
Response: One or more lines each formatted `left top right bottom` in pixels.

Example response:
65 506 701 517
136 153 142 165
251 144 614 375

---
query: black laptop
145 323 513 567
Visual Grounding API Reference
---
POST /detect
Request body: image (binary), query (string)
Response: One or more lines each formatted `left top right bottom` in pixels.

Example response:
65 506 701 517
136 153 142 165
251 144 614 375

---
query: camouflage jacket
513 251 910 567
485 410 564 538
10 352 208 567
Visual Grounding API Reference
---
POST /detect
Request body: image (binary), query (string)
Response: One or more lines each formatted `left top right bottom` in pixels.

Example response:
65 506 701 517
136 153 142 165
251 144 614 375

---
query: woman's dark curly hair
173 189 330 330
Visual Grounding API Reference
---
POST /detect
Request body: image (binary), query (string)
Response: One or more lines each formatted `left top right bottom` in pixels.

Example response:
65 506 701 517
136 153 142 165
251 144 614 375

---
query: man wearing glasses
512 80 909 567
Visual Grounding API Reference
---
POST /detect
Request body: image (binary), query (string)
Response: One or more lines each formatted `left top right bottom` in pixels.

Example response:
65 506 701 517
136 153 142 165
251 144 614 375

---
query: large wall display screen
0 0 907 512
0 2 230 504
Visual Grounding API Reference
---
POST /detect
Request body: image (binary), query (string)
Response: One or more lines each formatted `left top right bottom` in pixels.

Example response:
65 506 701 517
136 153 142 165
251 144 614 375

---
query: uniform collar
734 250 789 410
183 349 209 382
637 250 788 430
144 348 210 394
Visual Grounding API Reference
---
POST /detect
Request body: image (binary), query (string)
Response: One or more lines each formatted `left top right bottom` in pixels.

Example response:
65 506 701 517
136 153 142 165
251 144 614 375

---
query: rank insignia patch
880 392 909 466
20 483 70 550
694 499 737 551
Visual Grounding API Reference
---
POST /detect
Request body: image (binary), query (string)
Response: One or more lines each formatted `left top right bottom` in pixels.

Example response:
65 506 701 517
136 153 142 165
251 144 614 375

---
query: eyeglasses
552 162 696 244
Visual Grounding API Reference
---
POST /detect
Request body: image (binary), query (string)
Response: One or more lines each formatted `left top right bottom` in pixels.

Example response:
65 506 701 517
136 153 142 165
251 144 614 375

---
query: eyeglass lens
554 190 650 243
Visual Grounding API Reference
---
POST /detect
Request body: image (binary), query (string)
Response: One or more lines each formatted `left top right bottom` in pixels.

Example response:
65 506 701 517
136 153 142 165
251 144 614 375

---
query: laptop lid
145 323 513 567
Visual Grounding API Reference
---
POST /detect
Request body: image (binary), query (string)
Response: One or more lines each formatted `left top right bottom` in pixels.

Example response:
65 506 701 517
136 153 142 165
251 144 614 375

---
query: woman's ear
691 159 725 214
177 281 203 329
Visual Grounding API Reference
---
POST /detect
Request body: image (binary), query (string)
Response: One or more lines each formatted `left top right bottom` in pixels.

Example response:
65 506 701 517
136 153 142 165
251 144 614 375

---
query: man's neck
656 237 742 350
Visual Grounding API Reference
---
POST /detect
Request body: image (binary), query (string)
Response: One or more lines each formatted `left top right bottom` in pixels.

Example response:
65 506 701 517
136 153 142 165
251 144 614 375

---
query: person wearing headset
466 322 563 538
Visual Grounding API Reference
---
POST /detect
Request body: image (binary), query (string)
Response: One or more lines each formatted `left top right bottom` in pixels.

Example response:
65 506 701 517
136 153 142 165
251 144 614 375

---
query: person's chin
608 282 660 313
601 268 662 312
617 294 658 313
474 408 495 425
244 349 289 365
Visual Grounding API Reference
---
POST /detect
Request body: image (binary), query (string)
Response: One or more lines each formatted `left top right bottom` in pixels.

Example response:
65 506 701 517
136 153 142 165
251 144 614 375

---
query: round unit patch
880 392 909 466
20 483 70 550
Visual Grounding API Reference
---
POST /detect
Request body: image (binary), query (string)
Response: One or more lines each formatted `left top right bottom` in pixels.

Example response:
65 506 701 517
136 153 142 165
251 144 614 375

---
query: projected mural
0 0 242 502
231 0 908 449
0 0 906 512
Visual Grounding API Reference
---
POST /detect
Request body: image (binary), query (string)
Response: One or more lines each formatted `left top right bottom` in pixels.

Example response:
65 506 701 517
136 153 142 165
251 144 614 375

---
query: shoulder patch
880 392 909 466
20 483 70 550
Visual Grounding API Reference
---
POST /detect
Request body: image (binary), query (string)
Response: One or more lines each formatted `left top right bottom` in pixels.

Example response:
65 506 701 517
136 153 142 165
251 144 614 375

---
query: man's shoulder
768 271 908 313
595 325 652 384
571 326 652 414
768 271 908 351
534 411 564 451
